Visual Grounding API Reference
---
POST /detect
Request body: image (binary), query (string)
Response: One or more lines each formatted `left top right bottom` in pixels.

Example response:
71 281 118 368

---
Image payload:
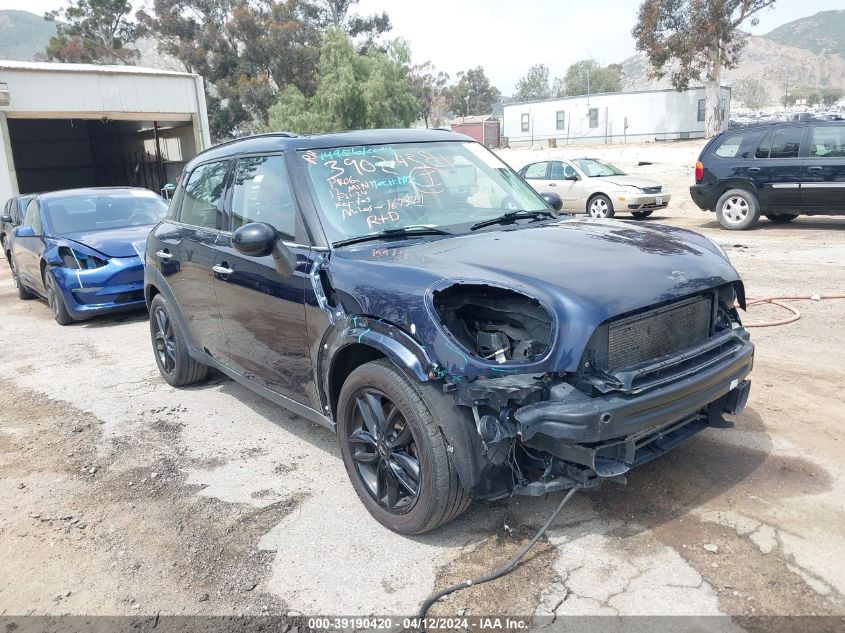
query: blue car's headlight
58 246 107 270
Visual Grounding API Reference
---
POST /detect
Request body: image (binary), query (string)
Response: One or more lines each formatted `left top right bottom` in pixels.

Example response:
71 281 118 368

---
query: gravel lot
1 140 844 624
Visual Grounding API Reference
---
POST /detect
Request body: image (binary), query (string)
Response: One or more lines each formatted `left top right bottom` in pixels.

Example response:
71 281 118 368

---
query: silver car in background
518 158 671 219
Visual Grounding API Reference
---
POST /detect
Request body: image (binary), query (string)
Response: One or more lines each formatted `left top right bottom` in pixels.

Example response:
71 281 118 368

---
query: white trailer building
0 60 211 203
503 87 731 147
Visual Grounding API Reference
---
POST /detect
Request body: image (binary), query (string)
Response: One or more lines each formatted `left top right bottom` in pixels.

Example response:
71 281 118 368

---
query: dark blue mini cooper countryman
144 129 754 534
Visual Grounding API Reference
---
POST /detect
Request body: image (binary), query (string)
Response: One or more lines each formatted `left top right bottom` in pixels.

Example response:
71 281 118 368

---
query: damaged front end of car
425 279 754 500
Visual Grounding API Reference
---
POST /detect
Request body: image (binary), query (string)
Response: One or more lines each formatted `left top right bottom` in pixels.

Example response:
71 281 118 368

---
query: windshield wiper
470 209 557 231
332 225 453 248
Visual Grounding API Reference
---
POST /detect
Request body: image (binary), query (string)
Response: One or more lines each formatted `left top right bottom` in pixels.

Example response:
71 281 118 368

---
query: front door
212 154 316 407
521 161 552 195
548 161 582 210
12 199 45 292
148 159 230 360
802 124 845 211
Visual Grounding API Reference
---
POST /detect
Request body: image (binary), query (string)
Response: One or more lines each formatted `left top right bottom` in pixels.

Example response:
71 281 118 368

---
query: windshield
301 141 548 244
43 191 167 235
572 159 626 177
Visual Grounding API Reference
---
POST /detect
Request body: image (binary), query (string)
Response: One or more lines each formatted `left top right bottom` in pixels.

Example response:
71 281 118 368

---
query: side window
523 162 548 179
768 127 803 159
755 131 773 159
810 126 845 158
231 155 296 240
549 162 565 180
178 160 230 229
555 110 565 131
589 108 598 128
23 200 42 235
697 99 706 122
521 113 529 133
713 134 744 159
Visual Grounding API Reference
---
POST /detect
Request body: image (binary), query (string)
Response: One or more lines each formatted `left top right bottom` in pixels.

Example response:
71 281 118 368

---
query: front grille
607 295 712 371
641 186 662 194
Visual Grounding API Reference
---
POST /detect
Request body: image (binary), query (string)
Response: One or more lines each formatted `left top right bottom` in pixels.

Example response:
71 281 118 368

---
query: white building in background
503 86 731 147
0 60 211 203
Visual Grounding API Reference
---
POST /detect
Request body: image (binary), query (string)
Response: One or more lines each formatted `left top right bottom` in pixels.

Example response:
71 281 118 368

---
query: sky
2 0 843 93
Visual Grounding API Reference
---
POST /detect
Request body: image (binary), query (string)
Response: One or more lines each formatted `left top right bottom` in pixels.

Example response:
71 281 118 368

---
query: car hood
61 226 152 258
594 174 663 189
328 218 740 375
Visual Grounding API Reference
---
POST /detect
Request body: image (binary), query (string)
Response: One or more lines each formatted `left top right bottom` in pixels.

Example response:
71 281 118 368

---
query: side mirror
0 214 12 224
540 192 563 211
232 222 297 276
13 226 35 238
565 173 579 181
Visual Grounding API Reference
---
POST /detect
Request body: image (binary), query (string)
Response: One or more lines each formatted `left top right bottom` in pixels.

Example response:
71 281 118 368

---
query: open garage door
6 118 197 196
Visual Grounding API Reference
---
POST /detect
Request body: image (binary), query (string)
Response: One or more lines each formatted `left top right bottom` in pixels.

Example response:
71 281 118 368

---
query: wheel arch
713 179 761 207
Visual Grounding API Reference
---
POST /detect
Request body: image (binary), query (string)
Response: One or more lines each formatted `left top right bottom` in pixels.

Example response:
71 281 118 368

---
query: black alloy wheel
44 271 73 325
153 305 177 375
348 388 421 514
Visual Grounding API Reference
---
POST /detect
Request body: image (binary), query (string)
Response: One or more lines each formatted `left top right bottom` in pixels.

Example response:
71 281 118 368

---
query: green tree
820 87 844 107
633 0 776 137
733 76 769 109
316 0 390 49
45 0 138 64
411 61 450 127
445 66 501 116
551 76 567 98
268 29 417 134
563 59 621 96
137 0 323 139
513 64 551 102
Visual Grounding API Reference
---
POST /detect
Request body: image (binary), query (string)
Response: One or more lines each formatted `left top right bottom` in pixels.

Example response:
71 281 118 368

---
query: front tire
715 189 760 230
337 359 470 534
44 270 74 325
588 194 615 219
149 294 208 387
765 213 796 224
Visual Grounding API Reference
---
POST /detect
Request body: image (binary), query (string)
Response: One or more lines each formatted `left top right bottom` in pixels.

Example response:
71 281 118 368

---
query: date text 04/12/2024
305 617 530 630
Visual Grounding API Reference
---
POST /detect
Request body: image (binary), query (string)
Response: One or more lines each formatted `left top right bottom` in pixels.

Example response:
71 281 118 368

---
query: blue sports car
9 187 168 325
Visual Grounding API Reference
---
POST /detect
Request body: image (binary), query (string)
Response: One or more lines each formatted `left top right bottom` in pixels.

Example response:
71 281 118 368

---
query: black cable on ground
416 485 581 631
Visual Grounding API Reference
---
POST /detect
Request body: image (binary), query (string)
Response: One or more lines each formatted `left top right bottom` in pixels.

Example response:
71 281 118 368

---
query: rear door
148 159 230 361
749 126 805 211
212 153 316 406
802 124 845 211
520 161 552 194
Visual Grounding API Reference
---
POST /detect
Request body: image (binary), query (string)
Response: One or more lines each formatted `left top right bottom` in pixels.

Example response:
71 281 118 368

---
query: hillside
621 33 845 106
764 9 845 58
0 10 58 61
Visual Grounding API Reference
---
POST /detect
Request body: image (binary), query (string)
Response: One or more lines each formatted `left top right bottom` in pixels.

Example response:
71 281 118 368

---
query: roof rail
195 131 299 157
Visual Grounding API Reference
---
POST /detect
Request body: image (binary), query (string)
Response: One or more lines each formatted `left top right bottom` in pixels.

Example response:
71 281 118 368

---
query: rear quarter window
712 132 760 159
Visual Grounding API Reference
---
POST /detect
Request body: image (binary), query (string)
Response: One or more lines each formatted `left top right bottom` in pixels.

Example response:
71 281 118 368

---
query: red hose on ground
744 294 845 328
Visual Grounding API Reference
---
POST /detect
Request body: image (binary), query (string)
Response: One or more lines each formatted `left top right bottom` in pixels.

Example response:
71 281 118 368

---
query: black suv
691 121 845 229
145 129 753 534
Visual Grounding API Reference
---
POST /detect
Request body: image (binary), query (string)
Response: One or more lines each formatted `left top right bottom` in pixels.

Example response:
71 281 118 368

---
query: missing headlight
432 284 552 363
58 246 107 270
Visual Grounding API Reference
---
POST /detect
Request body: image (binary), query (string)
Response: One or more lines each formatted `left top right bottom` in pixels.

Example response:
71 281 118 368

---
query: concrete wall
503 87 732 147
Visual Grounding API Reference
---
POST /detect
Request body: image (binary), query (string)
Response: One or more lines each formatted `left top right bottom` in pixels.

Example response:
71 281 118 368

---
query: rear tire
765 213 796 224
337 359 470 534
588 194 615 219
715 188 760 230
10 256 34 300
630 209 654 219
44 270 74 325
149 293 208 387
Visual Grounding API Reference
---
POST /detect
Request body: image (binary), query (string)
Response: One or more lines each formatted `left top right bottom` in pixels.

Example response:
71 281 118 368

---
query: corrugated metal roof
0 59 196 78
451 115 498 125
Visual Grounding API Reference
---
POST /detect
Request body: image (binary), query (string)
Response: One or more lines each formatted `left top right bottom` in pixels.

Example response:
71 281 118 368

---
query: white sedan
518 157 671 219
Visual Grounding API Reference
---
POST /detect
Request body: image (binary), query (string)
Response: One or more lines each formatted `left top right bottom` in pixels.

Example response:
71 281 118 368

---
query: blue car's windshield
43 191 168 235
300 141 548 244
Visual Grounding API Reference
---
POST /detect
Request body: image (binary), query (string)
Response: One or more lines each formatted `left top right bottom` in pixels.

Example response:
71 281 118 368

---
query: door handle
155 250 172 260
748 167 761 173
808 166 823 172
548 183 556 187
212 264 234 275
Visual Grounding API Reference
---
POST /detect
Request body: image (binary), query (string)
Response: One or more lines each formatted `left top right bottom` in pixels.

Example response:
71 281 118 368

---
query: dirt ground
1 140 844 627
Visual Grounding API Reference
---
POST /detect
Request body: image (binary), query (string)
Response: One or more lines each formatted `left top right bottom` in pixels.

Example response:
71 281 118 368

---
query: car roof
189 128 475 167
37 187 158 202
726 120 844 134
